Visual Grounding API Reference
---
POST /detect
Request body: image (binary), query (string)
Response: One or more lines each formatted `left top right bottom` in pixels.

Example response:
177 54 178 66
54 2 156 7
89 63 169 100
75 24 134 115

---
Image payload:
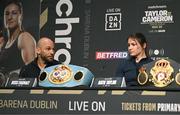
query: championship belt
137 58 180 88
38 64 94 87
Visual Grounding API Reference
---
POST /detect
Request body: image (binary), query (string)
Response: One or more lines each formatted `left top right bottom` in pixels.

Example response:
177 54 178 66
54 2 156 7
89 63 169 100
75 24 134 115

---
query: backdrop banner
40 0 180 81
0 0 180 89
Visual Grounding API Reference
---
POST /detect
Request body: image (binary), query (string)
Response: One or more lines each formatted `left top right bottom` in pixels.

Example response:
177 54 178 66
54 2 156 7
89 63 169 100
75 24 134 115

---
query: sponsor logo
149 48 168 60
96 51 128 60
105 8 122 31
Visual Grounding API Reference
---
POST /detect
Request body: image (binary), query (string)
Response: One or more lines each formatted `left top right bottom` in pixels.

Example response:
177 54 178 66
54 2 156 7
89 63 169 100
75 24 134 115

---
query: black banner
40 0 180 80
0 89 180 114
0 0 179 81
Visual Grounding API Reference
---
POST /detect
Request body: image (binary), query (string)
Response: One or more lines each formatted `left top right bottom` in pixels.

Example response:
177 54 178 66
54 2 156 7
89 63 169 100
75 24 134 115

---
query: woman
0 0 36 75
115 33 153 86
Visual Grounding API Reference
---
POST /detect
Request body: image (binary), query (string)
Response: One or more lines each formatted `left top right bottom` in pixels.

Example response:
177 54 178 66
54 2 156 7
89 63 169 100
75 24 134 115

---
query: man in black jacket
19 37 59 78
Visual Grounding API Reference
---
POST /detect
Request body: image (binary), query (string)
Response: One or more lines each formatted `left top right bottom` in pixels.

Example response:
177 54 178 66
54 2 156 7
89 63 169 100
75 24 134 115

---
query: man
19 37 59 78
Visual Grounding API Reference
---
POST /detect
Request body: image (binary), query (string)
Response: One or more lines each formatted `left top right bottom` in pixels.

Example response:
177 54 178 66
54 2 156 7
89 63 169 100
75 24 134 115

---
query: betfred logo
96 51 128 60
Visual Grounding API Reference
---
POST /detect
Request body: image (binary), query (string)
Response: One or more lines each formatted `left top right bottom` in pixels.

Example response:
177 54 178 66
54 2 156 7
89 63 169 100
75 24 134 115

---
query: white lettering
69 101 89 111
55 0 80 64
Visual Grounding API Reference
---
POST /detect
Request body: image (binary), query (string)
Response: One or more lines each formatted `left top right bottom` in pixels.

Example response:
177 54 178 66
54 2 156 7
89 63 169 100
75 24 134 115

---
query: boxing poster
0 0 40 85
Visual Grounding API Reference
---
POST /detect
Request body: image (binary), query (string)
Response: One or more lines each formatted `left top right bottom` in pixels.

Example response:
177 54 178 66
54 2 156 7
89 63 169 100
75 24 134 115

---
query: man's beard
42 56 53 64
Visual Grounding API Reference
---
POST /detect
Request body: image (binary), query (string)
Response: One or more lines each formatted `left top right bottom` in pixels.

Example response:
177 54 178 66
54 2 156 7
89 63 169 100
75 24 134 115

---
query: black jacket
19 58 59 78
115 57 153 86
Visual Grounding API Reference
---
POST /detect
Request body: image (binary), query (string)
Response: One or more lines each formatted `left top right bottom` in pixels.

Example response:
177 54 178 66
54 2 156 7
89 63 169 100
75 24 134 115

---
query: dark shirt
115 57 153 86
0 38 24 74
19 58 59 78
